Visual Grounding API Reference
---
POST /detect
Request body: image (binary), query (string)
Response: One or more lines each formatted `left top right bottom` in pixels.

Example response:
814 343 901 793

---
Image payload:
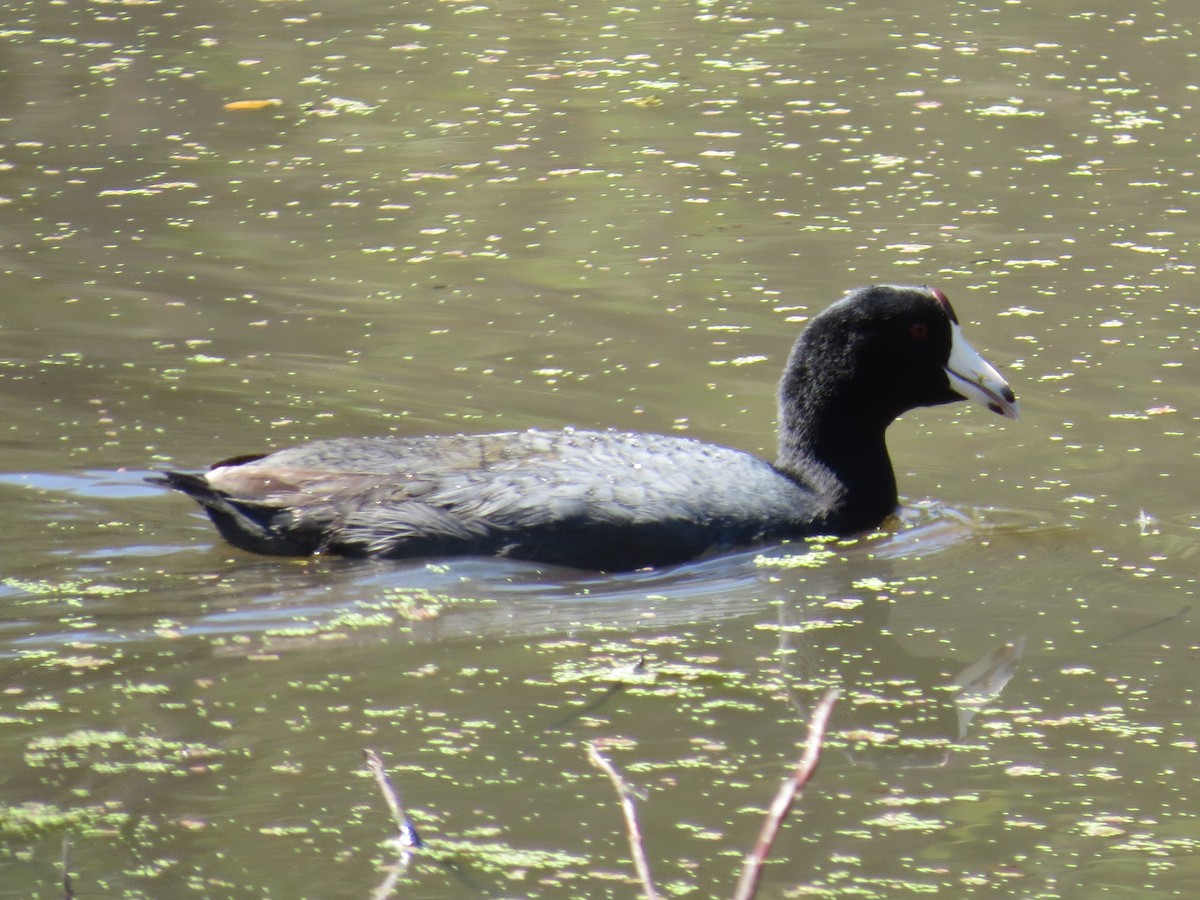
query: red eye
910 323 929 340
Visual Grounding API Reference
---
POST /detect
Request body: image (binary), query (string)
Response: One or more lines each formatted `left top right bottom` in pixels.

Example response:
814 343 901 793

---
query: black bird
149 285 1018 570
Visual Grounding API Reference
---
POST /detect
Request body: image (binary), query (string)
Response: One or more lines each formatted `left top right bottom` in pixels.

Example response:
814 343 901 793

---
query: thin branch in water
535 683 629 742
732 687 840 900
61 834 74 900
372 860 404 900
1098 604 1191 648
364 748 424 900
549 656 648 730
587 741 660 900
364 748 424 849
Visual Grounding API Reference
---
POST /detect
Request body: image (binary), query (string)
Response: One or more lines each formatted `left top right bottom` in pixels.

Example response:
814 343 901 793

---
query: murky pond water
2 0 1198 896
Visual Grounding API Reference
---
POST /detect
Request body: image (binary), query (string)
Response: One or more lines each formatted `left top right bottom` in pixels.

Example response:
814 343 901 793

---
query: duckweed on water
861 810 950 834
755 548 839 569
2 576 138 602
253 589 496 642
18 649 116 671
25 729 228 776
418 838 587 875
0 800 128 838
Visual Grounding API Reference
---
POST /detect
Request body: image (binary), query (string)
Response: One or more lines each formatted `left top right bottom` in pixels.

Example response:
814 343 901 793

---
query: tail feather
147 470 314 555
146 470 215 498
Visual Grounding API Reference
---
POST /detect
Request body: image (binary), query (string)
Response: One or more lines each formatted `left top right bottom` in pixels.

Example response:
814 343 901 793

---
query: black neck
775 365 899 533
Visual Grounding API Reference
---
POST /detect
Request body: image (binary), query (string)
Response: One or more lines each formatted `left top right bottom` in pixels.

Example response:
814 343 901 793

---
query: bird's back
161 429 824 569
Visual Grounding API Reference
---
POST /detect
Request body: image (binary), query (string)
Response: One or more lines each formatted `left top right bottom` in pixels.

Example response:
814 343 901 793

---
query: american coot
150 285 1018 571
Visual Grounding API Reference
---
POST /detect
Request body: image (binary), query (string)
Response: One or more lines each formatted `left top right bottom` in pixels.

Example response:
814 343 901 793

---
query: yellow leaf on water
223 99 282 111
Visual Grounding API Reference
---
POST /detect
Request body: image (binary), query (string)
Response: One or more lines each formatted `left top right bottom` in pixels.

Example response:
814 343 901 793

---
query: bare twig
1099 603 1191 647
364 748 423 900
371 860 404 900
61 834 74 900
732 687 840 900
587 742 660 900
543 656 648 735
364 748 423 848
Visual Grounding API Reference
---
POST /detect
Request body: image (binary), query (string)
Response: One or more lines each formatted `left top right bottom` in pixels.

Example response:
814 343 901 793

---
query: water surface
2 0 1198 896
